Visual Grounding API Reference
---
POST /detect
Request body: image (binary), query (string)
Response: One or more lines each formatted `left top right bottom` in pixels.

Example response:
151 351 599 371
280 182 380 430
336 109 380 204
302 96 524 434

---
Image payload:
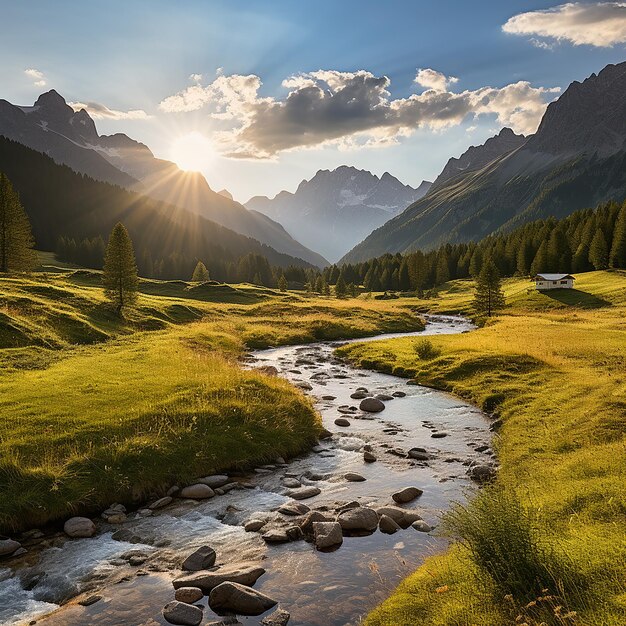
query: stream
0 315 494 626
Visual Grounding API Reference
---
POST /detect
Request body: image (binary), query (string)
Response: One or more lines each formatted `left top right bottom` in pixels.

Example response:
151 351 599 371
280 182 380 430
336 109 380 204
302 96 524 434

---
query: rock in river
261 608 291 626
281 477 302 489
313 521 343 549
337 507 379 532
182 546 216 571
162 600 203 626
198 475 229 489
376 506 422 529
412 520 432 533
244 519 266 532
378 514 401 535
392 487 424 504
179 484 215 499
408 448 431 461
334 418 351 427
175 587 204 604
359 397 385 413
262 530 290 544
173 562 266 593
0 537 21 557
363 451 377 463
63 517 96 538
344 472 366 482
286 486 321 500
209 581 277 616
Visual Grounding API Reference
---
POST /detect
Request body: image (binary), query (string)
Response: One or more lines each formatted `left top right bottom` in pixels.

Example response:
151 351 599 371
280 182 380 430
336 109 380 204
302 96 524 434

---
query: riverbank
338 270 626 626
0 270 424 534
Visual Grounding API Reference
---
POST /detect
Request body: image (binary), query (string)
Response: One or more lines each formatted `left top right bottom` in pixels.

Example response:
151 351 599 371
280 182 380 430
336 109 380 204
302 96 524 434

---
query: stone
334 418 350 427
286 486 321 500
376 506 422 529
258 365 278 376
78 594 102 606
300 511 330 534
375 394 394 401
0 537 21 557
162 600 203 626
337 507 379 532
344 472 366 482
278 502 310 516
179 484 215 499
322 395 336 401
392 391 406 397
182 546 216 571
412 520 432 532
431 432 448 439
261 608 291 626
378 515 401 534
173 562 266 593
262 530 289 544
285 526 304 541
281 478 302 489
468 464 497 483
313 521 343 549
359 397 385 413
63 517 96 538
350 391 368 399
209 581 277 616
275 457 286 465
363 451 377 463
175 587 204 604
198 475 229 489
244 519 266 532
408 448 431 461
167 485 180 497
296 382 313 391
392 487 424 504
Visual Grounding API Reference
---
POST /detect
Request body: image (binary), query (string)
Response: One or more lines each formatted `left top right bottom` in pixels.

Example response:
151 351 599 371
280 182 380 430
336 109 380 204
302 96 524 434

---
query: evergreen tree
572 242 592 273
435 253 450 284
335 275 347 298
398 260 411 291
610 203 626 268
347 282 358 297
191 261 210 282
103 223 139 314
0 173 36 272
278 274 288 292
473 259 505 317
469 247 483 277
588 228 609 270
530 240 549 276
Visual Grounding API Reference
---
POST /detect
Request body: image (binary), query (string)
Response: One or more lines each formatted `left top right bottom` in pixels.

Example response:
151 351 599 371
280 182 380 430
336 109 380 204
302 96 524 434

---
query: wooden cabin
533 273 575 290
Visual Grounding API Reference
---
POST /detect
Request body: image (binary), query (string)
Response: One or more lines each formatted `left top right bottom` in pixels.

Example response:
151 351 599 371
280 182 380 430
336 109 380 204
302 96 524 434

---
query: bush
414 338 441 360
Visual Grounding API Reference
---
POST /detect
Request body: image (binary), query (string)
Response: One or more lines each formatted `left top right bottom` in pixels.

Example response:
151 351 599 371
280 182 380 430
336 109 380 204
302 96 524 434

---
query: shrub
414 338 441 360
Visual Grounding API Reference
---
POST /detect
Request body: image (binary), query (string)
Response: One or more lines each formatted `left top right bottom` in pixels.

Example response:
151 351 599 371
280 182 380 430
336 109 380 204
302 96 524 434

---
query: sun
170 132 216 172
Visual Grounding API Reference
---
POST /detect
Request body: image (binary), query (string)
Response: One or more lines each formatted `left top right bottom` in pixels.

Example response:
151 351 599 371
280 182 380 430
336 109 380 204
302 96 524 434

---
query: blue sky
2 1 625 201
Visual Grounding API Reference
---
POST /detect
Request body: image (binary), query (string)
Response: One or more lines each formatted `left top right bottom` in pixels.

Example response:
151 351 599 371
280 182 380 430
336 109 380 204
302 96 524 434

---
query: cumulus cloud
69 101 152 120
503 2 626 47
24 68 46 87
158 68 559 158
189 73 203 83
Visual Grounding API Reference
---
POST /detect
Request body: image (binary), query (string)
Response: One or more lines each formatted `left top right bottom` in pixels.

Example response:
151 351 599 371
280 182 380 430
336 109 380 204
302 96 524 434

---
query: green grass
0 269 425 532
338 270 626 626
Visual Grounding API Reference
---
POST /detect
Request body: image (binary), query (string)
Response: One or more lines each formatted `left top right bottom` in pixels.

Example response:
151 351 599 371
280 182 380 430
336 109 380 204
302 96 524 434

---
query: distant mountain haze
341 62 626 264
246 165 431 261
0 91 328 268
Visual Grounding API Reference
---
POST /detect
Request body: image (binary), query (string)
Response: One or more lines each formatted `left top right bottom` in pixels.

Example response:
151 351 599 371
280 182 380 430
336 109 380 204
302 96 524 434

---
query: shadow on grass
541 288 611 309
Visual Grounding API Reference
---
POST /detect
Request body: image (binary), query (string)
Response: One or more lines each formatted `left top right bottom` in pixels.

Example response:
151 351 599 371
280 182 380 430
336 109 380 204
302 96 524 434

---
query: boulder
179 484 215 499
468 464 497 483
277 502 310 516
295 382 313 391
198 475 229 489
175 587 204 604
286 486 321 500
359 398 385 413
173 562 265 593
412 520 432 532
350 391 368 400
258 365 278 376
261 608 291 626
63 517 96 538
244 519 266 532
300 511 330 534
313 521 343 549
375 394 394 401
334 418 350 427
392 487 424 504
392 391 406 397
0 537 21 557
162 600 203 626
182 546 216 571
408 448 431 461
378 515 401 534
281 477 301 489
149 496 173 510
363 451 377 463
431 432 448 439
376 506 422 529
337 507 379 532
344 473 366 482
209 581 277 616
262 530 289 544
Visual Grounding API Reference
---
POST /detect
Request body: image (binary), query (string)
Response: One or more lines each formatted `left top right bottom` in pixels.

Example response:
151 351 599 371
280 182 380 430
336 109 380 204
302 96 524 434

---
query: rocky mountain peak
34 89 68 110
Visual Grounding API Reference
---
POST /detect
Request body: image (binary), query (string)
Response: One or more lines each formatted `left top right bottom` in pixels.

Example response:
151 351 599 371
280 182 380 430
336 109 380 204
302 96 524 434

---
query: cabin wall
535 279 574 290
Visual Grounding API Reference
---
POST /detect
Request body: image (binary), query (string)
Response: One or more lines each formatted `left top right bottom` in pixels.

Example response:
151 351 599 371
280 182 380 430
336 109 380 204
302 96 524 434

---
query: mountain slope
0 136 317 276
246 166 430 261
342 62 626 263
0 91 328 267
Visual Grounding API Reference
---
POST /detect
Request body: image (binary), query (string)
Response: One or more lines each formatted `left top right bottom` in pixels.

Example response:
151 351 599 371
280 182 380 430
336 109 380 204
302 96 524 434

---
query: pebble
344 472 366 482
363 451 377 463
334 418 350 427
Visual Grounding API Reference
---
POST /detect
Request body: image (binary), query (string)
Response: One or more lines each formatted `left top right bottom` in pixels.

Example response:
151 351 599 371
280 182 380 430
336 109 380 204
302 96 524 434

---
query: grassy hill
339 270 626 626
0 269 424 531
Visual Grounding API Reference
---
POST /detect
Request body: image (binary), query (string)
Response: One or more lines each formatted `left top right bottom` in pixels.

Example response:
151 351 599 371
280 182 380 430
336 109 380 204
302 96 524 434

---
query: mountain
0 135 319 277
0 91 328 267
246 166 431 261
342 62 626 263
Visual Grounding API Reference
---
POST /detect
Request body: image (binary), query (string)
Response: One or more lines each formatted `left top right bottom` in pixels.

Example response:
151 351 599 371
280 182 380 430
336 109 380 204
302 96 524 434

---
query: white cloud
69 101 152 120
414 68 459 92
24 68 46 87
158 68 559 158
189 73 203 83
503 2 626 47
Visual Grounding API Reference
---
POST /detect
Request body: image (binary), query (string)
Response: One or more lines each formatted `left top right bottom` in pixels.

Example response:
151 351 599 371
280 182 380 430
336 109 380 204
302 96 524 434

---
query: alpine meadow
1 3 625 626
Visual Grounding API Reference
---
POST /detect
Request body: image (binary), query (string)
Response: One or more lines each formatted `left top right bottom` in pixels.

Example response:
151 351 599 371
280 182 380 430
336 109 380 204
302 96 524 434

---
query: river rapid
0 315 494 626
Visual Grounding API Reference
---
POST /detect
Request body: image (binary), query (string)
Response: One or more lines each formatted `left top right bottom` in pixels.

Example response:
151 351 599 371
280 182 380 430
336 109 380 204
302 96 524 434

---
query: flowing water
0 315 494 626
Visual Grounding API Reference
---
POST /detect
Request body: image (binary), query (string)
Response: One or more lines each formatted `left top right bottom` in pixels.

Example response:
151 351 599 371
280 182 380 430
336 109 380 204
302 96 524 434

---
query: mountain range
342 61 626 263
246 166 431 261
0 91 327 268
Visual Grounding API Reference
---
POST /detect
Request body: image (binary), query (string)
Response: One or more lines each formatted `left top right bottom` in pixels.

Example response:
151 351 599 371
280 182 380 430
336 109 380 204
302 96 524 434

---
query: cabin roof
533 273 575 281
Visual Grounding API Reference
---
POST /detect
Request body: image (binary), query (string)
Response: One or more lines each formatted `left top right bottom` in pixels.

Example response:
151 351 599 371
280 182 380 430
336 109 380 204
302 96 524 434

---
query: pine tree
335 275 347 298
103 223 139 314
435 253 450 285
473 259 505 317
191 261 210 282
588 228 609 270
572 242 592 273
0 173 36 272
278 274 288 292
530 240 548 276
609 203 626 268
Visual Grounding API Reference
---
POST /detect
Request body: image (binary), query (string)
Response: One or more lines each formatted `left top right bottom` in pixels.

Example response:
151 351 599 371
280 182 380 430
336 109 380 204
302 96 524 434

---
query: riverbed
0 315 494 626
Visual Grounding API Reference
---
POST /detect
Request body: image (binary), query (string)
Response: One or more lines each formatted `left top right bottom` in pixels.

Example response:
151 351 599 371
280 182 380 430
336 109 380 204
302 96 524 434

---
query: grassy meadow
338 270 626 626
0 261 424 532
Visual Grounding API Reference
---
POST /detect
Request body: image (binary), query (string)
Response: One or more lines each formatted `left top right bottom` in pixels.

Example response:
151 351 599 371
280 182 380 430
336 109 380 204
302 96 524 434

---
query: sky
1 1 626 202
